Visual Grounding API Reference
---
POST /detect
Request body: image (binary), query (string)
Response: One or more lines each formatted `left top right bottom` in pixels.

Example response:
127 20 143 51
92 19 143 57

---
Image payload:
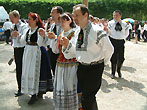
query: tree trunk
82 0 88 8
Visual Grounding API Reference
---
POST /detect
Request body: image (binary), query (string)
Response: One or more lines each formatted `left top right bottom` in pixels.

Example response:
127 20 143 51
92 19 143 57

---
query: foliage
0 0 146 20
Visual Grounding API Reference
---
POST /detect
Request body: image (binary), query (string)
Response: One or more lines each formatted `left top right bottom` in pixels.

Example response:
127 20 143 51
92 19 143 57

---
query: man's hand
11 31 19 37
60 37 69 48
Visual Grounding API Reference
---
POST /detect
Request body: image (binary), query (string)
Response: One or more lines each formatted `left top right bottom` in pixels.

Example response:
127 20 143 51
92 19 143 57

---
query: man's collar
82 20 91 31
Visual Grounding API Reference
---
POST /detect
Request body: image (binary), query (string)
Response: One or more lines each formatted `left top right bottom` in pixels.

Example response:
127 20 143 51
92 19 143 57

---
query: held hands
60 37 69 48
38 28 56 39
104 25 108 33
47 32 56 39
11 31 19 37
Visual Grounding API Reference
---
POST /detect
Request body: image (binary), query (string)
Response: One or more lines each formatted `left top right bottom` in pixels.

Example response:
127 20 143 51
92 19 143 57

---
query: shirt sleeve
125 23 129 38
50 38 59 54
96 29 114 65
62 33 78 59
37 31 52 47
101 37 114 65
16 32 27 45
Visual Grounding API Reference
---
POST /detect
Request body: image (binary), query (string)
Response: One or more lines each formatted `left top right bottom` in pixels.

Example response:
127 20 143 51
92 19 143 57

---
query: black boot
28 94 37 105
111 64 116 79
37 92 43 99
117 62 123 78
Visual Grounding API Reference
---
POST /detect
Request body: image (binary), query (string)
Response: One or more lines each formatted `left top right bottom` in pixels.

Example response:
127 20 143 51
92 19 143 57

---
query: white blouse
16 27 44 47
62 21 114 65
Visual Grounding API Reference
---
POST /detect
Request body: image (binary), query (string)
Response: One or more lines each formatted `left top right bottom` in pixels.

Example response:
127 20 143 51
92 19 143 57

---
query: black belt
14 47 24 49
27 42 38 46
80 59 104 66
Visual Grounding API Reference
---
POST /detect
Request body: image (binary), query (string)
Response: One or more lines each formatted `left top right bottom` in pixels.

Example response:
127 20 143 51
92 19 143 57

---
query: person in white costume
13 12 52 105
61 4 114 110
39 12 79 110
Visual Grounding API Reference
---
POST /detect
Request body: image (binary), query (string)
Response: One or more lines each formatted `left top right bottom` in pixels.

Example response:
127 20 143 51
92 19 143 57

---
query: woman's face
28 16 37 28
60 18 71 31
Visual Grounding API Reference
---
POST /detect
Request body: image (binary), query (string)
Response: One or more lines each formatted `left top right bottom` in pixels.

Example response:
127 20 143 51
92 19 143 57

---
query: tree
82 0 88 8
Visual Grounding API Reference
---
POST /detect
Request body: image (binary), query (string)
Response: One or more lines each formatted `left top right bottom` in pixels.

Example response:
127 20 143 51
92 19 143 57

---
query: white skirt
53 62 79 110
21 45 41 95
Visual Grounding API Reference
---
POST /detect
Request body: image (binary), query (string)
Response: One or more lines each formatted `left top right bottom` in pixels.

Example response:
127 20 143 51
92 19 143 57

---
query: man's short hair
53 6 63 14
73 4 89 17
113 10 122 16
9 10 20 18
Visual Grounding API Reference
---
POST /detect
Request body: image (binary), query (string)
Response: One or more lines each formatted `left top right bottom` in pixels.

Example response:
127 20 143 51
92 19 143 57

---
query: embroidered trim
96 33 107 44
76 22 92 51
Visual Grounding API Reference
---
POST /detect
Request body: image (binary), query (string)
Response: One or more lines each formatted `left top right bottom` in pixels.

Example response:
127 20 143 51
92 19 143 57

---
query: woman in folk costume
14 12 53 105
39 12 79 110
52 13 79 110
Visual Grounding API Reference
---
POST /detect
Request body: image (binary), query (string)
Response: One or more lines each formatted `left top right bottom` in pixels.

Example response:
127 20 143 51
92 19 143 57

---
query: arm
96 29 114 65
125 23 129 38
15 24 28 45
61 33 78 59
100 36 114 65
38 28 52 47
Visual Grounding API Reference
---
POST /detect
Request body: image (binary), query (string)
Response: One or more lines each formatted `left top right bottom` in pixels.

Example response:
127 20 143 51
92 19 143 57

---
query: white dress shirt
11 20 28 48
143 24 147 31
128 23 132 30
108 20 129 40
2 21 12 30
62 21 114 65
49 23 63 37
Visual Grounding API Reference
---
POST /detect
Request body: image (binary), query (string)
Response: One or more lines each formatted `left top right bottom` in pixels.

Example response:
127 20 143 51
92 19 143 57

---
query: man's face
9 14 18 24
50 8 59 21
113 12 121 22
72 7 87 26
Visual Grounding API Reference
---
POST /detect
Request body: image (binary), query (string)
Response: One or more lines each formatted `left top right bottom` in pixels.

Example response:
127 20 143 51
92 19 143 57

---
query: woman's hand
60 37 69 48
38 28 46 38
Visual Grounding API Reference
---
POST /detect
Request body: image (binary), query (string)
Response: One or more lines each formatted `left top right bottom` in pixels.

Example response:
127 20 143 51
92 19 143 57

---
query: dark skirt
39 46 53 93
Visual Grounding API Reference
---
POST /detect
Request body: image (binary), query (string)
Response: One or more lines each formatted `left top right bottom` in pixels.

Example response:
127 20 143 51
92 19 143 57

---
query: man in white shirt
47 6 63 76
107 10 129 79
2 19 12 44
61 4 114 110
9 10 28 97
126 21 132 41
142 22 147 42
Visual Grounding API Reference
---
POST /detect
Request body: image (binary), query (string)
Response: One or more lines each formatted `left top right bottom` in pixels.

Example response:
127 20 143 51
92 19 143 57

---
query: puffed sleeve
62 31 78 59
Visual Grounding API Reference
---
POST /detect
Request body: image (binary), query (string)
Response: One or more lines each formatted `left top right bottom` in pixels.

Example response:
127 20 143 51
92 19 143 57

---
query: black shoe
118 72 122 78
37 93 43 99
111 74 115 79
28 95 37 105
15 91 23 97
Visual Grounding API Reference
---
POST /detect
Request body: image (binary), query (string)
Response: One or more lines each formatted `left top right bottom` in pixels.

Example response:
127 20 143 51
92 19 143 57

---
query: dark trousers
47 47 59 75
109 37 125 65
142 30 147 42
126 29 132 41
4 30 10 44
77 62 104 110
109 37 125 75
14 47 24 92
